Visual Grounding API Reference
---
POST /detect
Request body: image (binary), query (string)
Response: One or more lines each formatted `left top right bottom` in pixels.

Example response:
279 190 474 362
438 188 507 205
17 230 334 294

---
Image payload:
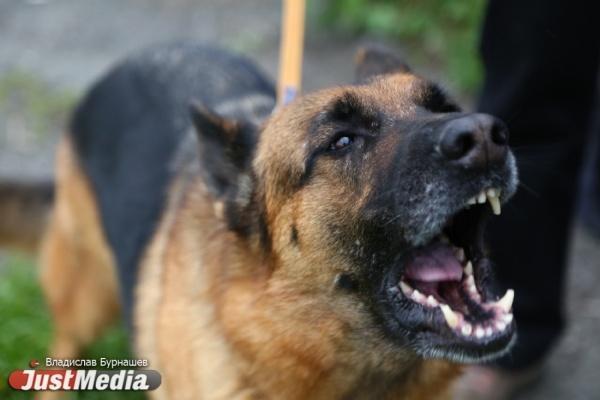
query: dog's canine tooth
486 188 497 197
400 281 412 296
477 192 487 204
487 193 502 215
464 261 473 276
466 275 477 293
495 321 507 331
495 289 515 313
439 304 459 329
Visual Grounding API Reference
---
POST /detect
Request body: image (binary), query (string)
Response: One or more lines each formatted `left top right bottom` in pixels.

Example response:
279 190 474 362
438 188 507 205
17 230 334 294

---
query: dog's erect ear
189 101 257 199
354 45 411 83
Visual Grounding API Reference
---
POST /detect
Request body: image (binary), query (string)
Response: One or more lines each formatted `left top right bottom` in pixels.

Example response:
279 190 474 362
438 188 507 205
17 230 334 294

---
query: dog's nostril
440 130 476 160
491 123 509 146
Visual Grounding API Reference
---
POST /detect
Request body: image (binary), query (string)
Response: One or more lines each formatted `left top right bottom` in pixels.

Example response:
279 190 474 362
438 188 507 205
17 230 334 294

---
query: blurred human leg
478 0 600 371
580 112 600 238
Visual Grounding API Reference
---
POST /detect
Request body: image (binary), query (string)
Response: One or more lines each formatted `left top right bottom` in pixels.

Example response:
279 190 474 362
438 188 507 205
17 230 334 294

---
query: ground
0 1 599 399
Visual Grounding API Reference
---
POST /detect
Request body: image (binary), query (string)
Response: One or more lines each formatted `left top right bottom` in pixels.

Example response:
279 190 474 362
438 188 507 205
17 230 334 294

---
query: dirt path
0 1 598 398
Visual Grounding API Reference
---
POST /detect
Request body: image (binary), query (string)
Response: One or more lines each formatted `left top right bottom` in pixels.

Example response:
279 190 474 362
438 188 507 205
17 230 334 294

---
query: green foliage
320 0 486 93
0 71 75 137
0 253 142 399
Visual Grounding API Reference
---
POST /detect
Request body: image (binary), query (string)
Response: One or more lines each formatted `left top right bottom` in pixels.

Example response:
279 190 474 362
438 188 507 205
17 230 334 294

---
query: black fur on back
69 43 275 325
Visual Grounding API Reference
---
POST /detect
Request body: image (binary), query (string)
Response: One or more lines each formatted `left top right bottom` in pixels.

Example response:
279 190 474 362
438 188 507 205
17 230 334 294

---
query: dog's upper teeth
488 195 501 215
477 192 487 204
486 189 502 215
466 188 502 215
495 289 515 313
439 304 459 328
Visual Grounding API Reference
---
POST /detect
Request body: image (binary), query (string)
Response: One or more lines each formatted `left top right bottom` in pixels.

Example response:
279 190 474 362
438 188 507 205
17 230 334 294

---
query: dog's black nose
438 113 508 169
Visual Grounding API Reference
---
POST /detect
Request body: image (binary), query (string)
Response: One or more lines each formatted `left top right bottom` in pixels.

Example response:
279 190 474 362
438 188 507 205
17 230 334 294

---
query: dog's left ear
189 101 257 201
354 45 411 83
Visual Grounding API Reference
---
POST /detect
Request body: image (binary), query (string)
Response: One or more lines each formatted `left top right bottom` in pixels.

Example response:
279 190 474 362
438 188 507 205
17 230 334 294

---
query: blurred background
0 0 598 399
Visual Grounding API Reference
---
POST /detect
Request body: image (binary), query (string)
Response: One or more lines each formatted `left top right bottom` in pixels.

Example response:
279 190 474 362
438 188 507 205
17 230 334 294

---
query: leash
277 0 306 106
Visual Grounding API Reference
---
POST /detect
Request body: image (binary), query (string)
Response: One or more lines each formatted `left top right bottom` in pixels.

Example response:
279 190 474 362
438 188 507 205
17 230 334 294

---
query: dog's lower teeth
475 327 485 339
399 281 412 296
426 295 438 307
411 289 425 303
464 261 473 276
466 275 477 293
461 323 472 336
398 259 515 340
440 304 459 328
495 289 515 313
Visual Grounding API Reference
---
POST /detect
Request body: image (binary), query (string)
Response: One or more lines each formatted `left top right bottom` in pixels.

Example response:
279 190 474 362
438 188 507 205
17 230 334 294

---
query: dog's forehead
254 72 453 184
305 73 445 123
363 73 430 105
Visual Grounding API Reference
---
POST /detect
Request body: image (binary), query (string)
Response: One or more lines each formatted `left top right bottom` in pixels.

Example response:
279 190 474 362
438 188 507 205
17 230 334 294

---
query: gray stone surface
0 1 598 398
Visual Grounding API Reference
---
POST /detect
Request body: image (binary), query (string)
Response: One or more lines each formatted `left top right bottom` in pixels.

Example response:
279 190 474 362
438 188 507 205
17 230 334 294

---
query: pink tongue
403 243 463 282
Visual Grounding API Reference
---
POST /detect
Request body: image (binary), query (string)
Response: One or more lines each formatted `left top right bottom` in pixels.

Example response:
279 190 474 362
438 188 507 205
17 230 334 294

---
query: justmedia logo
7 360 161 392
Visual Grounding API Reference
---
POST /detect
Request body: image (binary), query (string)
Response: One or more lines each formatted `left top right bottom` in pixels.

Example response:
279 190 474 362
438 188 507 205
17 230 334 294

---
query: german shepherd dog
0 43 518 399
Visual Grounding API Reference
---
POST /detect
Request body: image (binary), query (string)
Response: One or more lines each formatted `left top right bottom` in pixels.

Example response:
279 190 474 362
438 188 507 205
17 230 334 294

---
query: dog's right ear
189 101 257 199
354 45 411 83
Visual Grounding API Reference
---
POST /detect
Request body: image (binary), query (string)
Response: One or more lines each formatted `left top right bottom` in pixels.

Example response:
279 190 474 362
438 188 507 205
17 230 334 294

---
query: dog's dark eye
329 135 355 151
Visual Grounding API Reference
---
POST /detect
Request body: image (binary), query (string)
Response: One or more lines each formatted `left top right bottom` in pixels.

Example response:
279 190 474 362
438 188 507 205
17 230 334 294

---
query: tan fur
40 137 120 361
133 175 460 399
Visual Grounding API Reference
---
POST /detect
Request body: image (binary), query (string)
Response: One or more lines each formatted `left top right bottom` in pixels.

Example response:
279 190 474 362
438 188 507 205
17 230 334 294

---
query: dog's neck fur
137 174 460 399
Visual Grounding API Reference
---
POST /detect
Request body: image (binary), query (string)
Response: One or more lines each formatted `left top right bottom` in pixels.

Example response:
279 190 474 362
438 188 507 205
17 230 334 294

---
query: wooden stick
277 0 306 105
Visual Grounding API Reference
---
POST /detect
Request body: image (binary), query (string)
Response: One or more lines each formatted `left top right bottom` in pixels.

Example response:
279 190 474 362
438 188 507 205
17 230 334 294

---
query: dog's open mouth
384 188 516 362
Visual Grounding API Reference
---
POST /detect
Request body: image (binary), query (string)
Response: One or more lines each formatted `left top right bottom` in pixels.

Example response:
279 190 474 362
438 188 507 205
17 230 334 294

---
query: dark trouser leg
580 113 600 236
478 0 600 370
